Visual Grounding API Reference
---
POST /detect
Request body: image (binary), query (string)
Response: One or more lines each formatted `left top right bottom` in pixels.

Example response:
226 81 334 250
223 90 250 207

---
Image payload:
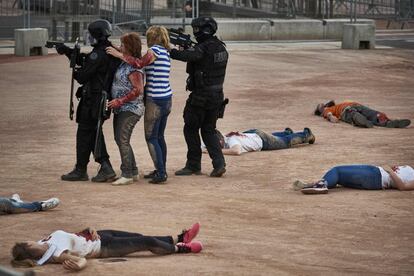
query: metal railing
1 0 413 39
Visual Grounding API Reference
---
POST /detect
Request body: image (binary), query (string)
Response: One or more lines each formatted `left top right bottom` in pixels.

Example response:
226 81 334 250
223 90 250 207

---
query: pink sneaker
177 241 203 253
182 222 200 243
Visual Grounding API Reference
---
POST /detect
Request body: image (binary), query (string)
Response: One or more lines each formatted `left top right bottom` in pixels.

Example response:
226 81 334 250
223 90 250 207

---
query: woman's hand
89 229 100 241
327 113 339 123
106 47 123 59
62 258 87 271
382 165 395 174
107 99 123 109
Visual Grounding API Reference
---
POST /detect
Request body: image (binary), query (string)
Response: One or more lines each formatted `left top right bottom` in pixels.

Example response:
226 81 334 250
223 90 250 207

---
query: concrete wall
271 19 323 40
212 19 375 41
215 20 271 41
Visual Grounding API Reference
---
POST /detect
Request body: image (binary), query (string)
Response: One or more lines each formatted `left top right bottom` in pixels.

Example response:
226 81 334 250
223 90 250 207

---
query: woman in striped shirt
106 26 172 184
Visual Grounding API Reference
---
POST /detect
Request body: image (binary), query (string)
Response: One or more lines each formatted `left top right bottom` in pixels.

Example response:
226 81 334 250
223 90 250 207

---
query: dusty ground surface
0 40 413 276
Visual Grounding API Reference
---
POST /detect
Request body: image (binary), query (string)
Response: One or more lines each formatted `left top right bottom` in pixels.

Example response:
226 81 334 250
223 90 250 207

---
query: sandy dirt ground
0 41 413 276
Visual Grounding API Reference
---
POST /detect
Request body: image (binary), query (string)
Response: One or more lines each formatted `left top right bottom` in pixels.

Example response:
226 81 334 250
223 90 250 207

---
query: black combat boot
175 167 202 176
91 160 116 182
210 167 226 177
61 166 88 181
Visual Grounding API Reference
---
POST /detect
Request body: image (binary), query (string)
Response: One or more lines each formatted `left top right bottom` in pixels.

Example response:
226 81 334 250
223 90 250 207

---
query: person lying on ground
203 128 315 156
294 165 414 194
314 100 411 128
11 223 201 272
0 194 59 215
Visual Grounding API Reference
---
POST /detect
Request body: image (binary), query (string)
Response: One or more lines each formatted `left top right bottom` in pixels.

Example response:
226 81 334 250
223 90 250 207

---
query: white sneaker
41 198 60 211
11 193 22 202
301 180 329 195
133 175 139 182
293 180 307 191
111 177 134 186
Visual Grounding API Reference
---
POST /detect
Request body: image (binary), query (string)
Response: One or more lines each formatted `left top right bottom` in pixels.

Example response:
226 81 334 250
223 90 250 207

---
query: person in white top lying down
11 223 201 271
203 128 315 156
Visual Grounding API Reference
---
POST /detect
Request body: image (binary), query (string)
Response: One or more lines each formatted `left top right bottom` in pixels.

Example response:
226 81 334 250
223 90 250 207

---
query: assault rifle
45 38 81 120
168 28 195 49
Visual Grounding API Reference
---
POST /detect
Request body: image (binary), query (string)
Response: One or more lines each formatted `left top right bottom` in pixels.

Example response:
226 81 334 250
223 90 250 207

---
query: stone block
342 24 376 49
324 19 375 39
14 28 48 57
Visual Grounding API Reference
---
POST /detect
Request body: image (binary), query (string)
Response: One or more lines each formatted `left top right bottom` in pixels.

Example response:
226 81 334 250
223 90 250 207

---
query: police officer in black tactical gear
170 17 228 177
57 19 120 182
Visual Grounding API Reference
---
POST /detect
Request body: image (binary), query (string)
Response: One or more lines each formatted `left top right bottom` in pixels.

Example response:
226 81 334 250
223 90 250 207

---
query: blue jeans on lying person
322 165 382 190
243 129 308 150
0 197 42 214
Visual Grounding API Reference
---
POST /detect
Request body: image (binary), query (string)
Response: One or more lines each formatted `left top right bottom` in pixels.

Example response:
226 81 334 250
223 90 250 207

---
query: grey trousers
113 111 141 178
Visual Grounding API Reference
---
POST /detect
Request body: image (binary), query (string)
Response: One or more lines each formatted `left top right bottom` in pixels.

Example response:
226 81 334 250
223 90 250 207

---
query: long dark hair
11 243 38 267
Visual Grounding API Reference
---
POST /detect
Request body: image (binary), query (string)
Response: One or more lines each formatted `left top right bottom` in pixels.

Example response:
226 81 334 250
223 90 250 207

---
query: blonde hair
146 26 170 50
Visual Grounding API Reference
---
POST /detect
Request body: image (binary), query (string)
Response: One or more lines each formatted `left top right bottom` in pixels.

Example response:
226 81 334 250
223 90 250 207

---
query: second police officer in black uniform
57 19 120 182
170 17 228 177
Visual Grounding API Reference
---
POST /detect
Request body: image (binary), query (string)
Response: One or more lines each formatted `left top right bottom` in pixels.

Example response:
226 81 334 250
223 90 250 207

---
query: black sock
177 232 184 243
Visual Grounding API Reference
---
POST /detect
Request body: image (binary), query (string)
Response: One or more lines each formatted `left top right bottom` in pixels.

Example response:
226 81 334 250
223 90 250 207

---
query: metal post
353 0 357 22
96 0 100 15
112 0 116 25
28 0 30 28
196 0 199 17
23 0 26 28
192 0 195 18
233 0 236 18
329 0 333 18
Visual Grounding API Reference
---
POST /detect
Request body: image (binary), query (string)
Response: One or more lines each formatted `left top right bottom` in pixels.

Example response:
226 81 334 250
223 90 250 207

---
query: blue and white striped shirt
144 45 172 99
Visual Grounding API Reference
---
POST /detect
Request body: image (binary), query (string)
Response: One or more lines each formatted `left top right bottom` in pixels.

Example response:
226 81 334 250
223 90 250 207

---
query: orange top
323 101 359 118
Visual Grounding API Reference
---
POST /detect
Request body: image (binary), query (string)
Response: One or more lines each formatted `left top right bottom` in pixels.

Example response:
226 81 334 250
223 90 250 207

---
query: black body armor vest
187 37 228 94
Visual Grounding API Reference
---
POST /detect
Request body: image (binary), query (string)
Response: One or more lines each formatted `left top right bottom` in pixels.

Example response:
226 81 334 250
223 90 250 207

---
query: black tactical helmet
191 17 217 39
88 19 112 41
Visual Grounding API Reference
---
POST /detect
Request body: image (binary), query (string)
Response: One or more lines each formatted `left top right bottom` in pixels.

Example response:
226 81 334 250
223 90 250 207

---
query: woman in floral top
107 33 144 185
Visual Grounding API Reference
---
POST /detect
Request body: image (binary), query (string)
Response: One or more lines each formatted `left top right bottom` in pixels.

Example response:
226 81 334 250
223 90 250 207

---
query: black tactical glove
56 44 70 55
